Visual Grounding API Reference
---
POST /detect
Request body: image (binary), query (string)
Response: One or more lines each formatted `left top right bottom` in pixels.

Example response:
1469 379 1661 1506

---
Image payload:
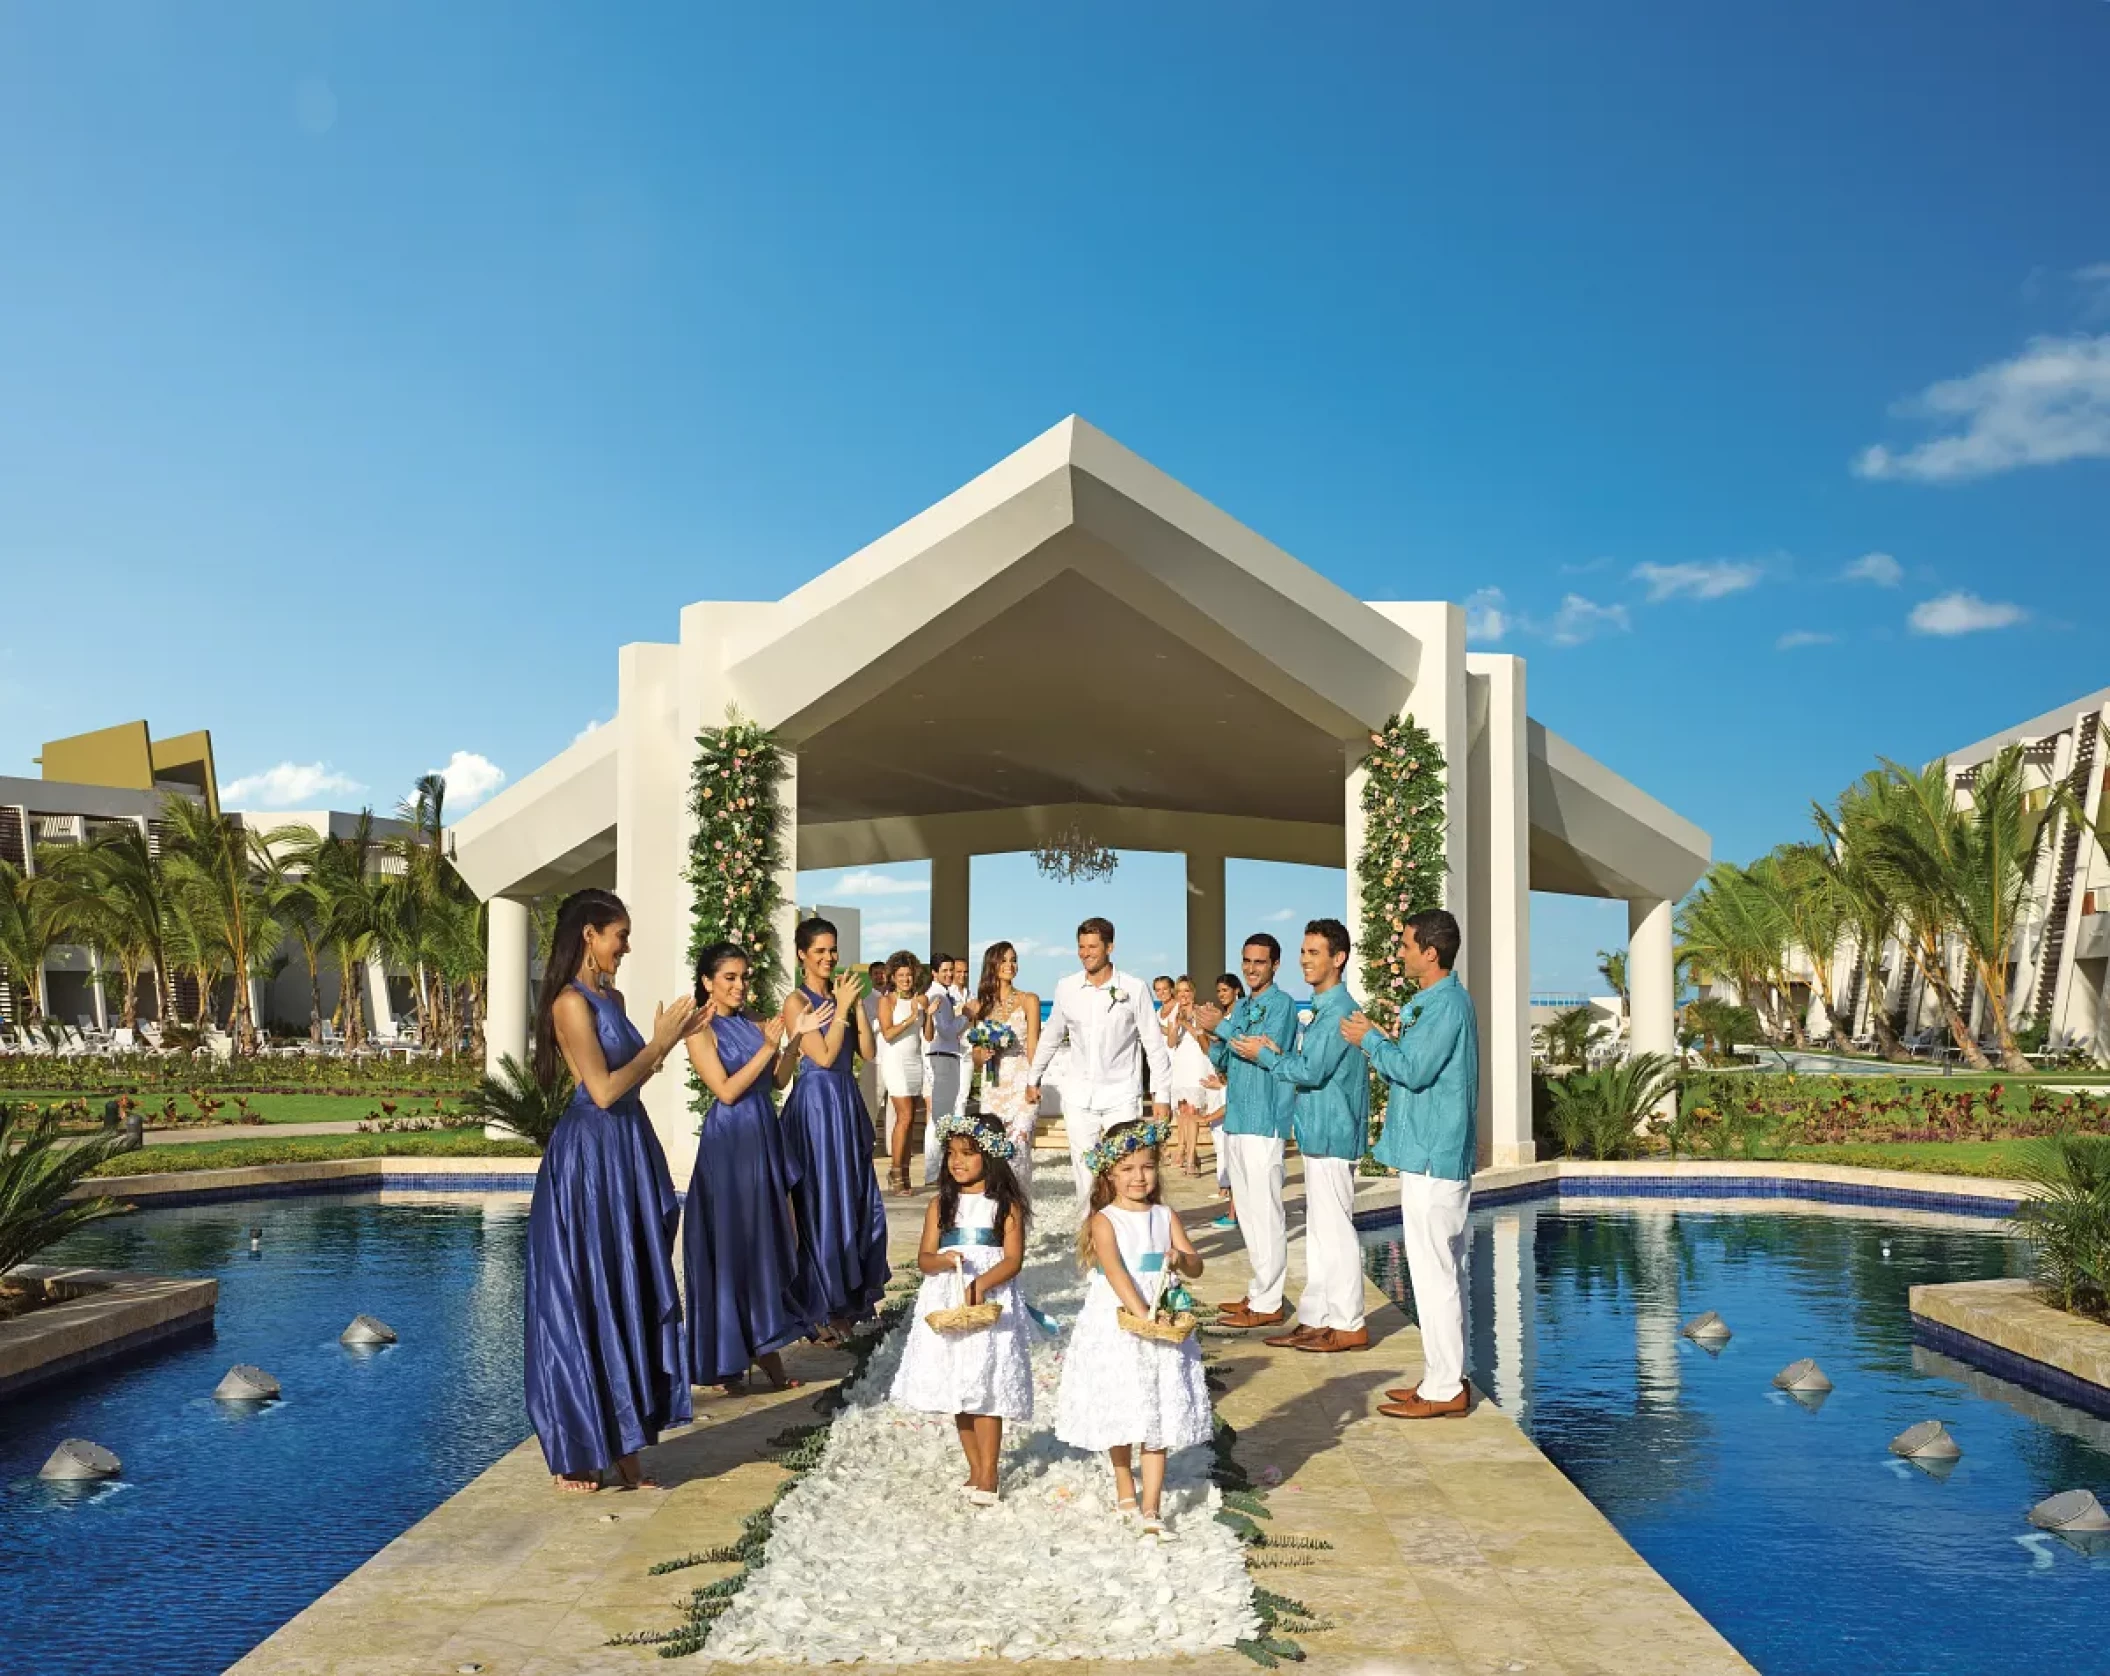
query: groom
1025 916 1173 1201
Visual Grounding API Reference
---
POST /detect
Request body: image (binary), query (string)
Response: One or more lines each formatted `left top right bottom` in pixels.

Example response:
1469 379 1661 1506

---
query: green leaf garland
685 711 789 1014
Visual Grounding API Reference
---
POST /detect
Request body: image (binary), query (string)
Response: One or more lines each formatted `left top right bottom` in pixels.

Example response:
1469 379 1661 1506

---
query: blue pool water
1362 1200 2110 1676
0 1194 531 1676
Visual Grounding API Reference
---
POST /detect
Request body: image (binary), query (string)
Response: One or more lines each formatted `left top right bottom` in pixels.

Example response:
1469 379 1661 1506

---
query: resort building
452 417 1713 1179
0 720 413 1040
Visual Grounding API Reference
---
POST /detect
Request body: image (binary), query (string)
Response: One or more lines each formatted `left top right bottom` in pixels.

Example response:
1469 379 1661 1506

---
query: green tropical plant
158 794 281 1054
461 1053 572 1149
0 860 63 1030
0 1102 133 1276
42 823 177 1032
1533 1005 1603 1068
2013 1133 2110 1320
1676 861 1800 1043
1544 1053 1679 1160
1811 778 1910 1061
1679 996 1761 1064
273 812 386 1049
1595 948 1628 1015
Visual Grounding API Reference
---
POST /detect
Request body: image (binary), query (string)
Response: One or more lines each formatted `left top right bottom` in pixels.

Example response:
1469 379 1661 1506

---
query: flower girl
1054 1120 1211 1540
889 1115 1033 1505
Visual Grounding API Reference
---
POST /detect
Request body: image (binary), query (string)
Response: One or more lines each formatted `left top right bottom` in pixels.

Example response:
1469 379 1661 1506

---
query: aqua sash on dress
938 1226 1060 1335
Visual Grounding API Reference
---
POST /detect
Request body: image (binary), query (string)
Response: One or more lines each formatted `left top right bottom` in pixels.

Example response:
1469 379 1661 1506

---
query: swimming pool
1361 1198 2110 1676
0 1194 532 1676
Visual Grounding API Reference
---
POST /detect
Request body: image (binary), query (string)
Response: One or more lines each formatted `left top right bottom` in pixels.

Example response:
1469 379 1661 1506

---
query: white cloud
1907 592 2026 637
1630 560 1763 602
222 761 364 809
2079 263 2110 320
830 868 930 898
1546 594 1631 646
574 718 607 743
1854 333 2110 481
1842 551 1902 587
1261 907 1296 923
1464 587 1508 644
1775 630 1837 651
863 918 929 950
433 750 506 811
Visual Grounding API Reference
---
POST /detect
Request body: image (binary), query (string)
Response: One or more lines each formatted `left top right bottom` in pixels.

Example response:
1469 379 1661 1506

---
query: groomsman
1199 934 1298 1332
1343 909 1479 1419
1025 917 1173 1201
1235 918 1369 1353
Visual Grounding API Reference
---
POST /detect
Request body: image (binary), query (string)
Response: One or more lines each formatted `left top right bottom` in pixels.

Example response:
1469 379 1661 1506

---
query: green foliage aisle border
686 711 791 1012
1353 713 1448 1168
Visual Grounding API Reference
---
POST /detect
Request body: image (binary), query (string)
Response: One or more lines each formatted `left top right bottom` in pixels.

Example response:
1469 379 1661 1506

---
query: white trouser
1297 1155 1365 1331
922 1055 964 1183
1398 1171 1472 1401
1064 1091 1141 1202
1223 1133 1287 1314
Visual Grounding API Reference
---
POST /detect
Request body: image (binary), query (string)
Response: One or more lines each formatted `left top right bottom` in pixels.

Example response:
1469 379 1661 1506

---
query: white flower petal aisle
702 1162 1261 1663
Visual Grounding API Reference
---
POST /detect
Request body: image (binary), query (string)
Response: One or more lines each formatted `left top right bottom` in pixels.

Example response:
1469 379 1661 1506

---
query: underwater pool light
1680 1311 1731 1344
1889 1420 1960 1462
213 1363 281 1401
340 1314 398 1347
38 1439 121 1481
1772 1358 1832 1393
249 1225 263 1252
2027 1490 2110 1533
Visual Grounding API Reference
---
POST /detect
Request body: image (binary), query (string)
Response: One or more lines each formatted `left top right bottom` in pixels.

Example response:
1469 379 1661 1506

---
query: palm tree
157 795 275 1054
276 813 385 1048
1812 776 1910 1061
40 824 173 1031
1534 1005 1603 1067
1677 861 1799 1042
258 835 329 1044
1768 843 1851 1047
0 861 62 1030
1545 1053 1680 1159
1595 947 1628 1021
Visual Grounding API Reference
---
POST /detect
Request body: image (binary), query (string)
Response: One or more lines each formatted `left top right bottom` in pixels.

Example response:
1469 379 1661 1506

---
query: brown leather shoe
1216 1305 1289 1331
1378 1384 1471 1419
1263 1324 1323 1348
1293 1327 1370 1354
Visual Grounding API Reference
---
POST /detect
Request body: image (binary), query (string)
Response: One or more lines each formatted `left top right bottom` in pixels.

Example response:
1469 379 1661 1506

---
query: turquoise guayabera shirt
1205 983 1298 1140
1364 972 1480 1183
1255 981 1368 1161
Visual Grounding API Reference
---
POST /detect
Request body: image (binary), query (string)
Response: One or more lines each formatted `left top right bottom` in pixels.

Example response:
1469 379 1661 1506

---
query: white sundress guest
1055 1120 1211 1540
876 951 928 1195
891 1115 1037 1505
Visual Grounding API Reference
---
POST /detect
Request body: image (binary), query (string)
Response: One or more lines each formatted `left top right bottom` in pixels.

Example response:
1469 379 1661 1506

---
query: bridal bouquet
964 1019 1017 1054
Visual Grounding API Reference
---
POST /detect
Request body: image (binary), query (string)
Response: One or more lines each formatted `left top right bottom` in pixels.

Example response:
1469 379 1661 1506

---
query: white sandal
1114 1495 1141 1524
966 1488 1000 1508
1140 1514 1176 1542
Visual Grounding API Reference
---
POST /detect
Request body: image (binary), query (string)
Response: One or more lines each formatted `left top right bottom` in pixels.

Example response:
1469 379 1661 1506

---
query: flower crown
1083 1121 1167 1177
935 1112 1017 1162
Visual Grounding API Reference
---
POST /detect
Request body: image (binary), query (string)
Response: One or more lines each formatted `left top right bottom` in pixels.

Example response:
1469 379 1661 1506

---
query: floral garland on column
1354 713 1447 1165
685 712 789 1014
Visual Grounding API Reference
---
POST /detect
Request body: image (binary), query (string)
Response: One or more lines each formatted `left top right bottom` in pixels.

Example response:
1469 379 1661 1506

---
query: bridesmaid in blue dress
779 916 891 1339
524 889 701 1494
682 941 829 1393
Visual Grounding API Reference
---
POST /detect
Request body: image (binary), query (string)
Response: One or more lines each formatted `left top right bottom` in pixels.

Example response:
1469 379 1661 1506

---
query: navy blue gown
781 986 891 1323
682 1010 820 1383
524 982 692 1478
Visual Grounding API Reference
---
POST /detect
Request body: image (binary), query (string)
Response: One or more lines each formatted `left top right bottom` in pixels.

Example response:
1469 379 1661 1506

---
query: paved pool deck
228 1153 1753 1676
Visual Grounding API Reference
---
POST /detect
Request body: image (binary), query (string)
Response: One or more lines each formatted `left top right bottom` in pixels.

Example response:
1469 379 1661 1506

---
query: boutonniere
1108 986 1128 1006
1403 1005 1423 1031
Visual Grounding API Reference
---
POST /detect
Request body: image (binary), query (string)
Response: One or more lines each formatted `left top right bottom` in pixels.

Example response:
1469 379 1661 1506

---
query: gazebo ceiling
795 565 1350 826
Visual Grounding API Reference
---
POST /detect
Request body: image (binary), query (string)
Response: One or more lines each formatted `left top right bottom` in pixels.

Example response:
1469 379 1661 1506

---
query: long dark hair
936 1117 1030 1240
532 888 627 1088
976 940 1016 1021
694 941 748 1006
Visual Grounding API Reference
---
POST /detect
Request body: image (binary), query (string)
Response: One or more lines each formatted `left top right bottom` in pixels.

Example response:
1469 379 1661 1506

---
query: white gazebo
451 418 1708 1180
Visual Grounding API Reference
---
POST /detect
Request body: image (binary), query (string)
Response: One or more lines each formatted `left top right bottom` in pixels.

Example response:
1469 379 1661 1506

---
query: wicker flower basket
925 1267 1002 1335
1117 1307 1198 1344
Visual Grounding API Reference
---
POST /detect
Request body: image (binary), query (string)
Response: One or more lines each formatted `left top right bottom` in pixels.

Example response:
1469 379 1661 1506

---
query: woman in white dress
965 940 1040 1187
875 950 928 1196
1054 1120 1210 1541
1163 976 1215 1178
890 1114 1033 1504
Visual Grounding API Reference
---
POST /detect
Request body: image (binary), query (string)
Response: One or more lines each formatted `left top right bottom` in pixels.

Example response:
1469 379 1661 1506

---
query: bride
965 940 1040 1184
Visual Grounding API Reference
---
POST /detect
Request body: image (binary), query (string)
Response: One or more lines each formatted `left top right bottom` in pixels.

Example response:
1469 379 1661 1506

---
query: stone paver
1910 1275 2110 1394
228 1148 1754 1676
0 1263 217 1397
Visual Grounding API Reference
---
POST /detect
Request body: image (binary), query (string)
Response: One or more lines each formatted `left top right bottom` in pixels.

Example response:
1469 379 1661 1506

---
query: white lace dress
888 1191 1035 1422
1054 1203 1212 1453
977 995 1039 1182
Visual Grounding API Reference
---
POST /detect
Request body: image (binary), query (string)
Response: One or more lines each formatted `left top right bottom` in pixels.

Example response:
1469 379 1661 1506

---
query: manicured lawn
89 1129 538 1176
1774 1140 2043 1180
16 1090 465 1126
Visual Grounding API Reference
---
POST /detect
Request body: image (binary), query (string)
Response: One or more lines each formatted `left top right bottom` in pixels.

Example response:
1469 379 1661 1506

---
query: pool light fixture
38 1439 121 1481
2027 1490 2110 1533
1889 1421 1961 1462
213 1363 282 1402
249 1225 263 1252
1772 1358 1832 1393
1680 1311 1731 1344
341 1314 398 1347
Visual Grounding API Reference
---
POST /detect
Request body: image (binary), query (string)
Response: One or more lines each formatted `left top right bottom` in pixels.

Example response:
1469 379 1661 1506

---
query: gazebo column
1469 654 1533 1166
484 896 531 1138
1185 849 1225 986
931 851 970 961
1628 896 1677 1117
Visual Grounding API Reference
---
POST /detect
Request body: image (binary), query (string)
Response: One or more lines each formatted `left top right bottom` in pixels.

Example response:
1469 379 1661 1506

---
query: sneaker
1210 1214 1237 1229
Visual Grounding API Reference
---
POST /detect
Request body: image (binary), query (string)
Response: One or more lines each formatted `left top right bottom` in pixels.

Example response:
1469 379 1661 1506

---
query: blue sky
4 3 2107 998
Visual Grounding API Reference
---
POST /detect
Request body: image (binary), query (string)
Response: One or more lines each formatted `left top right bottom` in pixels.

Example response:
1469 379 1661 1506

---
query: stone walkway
229 1152 1754 1676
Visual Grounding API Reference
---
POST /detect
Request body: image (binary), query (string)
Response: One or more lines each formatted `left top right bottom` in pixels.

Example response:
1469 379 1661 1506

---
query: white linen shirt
1027 966 1174 1107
